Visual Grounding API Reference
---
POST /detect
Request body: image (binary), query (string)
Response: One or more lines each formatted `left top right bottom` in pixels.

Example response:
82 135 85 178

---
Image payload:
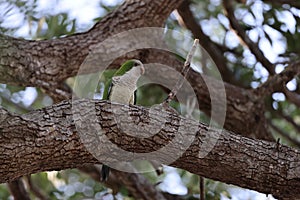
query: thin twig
164 39 199 104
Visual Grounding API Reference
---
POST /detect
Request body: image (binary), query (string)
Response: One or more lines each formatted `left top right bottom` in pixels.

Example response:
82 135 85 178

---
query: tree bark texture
0 100 299 199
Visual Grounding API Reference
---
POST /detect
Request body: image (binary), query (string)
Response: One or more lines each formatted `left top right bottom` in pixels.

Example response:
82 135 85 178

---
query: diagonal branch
283 86 300 108
255 60 300 97
223 0 275 75
0 100 299 199
275 109 300 133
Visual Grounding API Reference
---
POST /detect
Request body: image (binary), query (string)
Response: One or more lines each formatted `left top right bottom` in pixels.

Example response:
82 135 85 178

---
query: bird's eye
134 62 138 67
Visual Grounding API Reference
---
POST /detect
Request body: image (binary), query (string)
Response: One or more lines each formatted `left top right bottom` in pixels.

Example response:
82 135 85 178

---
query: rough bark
0 100 299 199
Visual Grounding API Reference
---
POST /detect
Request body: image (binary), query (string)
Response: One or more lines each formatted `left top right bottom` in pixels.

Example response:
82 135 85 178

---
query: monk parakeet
101 59 145 181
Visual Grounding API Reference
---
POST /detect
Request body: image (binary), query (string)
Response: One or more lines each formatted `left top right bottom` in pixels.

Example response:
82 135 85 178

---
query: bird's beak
140 65 145 75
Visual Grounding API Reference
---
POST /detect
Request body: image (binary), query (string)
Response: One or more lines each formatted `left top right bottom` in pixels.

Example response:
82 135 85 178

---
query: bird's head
114 59 145 77
131 59 145 75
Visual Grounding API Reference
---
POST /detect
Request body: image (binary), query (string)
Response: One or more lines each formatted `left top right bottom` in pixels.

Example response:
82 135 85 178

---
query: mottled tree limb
0 100 299 199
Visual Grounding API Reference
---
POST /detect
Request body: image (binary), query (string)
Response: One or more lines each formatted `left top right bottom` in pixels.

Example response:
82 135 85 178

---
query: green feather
113 60 135 76
102 60 136 100
102 78 112 100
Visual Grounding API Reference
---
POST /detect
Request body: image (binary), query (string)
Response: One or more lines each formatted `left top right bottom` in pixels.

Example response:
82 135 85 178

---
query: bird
100 59 145 181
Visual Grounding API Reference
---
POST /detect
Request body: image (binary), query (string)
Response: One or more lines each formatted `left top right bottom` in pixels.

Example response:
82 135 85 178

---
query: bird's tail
101 165 110 181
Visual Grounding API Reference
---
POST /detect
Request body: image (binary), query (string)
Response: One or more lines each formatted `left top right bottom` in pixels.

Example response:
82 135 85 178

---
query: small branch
164 39 199 104
223 0 275 75
255 61 300 97
7 179 31 200
42 82 72 103
283 86 300 108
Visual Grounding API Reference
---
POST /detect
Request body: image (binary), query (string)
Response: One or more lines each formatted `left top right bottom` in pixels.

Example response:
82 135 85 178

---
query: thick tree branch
0 100 299 199
223 0 275 75
0 1 187 195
